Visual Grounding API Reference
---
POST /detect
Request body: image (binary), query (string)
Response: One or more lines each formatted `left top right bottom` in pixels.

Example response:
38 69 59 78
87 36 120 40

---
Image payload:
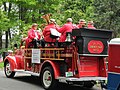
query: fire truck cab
3 28 112 90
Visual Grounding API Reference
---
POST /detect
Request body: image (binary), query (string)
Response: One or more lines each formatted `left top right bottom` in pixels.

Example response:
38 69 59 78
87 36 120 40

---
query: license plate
65 72 73 77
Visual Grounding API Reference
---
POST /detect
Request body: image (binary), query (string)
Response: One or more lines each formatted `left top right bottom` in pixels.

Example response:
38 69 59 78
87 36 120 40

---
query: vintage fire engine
107 38 120 90
3 28 112 90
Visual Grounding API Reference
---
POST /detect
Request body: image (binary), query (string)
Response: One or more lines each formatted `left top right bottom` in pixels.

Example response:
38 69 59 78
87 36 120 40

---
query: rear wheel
41 66 58 90
4 61 15 78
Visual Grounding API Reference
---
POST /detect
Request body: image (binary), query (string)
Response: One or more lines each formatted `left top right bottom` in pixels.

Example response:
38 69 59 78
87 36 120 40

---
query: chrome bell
65 32 72 42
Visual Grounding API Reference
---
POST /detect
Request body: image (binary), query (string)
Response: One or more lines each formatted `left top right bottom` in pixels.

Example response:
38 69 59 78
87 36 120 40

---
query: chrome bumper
57 76 107 83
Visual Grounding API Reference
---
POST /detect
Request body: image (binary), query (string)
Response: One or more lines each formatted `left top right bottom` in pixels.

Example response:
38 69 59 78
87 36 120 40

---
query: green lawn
0 62 4 68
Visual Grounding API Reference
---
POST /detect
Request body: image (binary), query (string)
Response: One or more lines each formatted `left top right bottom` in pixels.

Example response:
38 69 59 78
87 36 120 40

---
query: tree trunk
3 2 8 48
0 32 2 49
5 31 8 48
8 3 12 40
3 2 12 48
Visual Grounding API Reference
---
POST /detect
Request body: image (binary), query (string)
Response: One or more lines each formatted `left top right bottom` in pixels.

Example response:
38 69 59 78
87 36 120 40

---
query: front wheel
41 66 58 90
4 61 15 78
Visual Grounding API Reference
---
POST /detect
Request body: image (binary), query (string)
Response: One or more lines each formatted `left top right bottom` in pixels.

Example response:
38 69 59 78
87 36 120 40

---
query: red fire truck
3 28 112 90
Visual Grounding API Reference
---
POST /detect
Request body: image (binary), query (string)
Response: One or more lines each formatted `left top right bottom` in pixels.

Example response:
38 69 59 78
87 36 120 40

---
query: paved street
0 70 102 90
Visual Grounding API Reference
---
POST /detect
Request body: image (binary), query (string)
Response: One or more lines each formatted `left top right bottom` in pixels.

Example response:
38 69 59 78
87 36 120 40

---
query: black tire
4 61 15 78
41 66 58 90
83 81 95 88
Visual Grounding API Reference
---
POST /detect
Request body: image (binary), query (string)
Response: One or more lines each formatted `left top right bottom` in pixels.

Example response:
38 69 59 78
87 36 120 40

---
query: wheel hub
43 70 52 88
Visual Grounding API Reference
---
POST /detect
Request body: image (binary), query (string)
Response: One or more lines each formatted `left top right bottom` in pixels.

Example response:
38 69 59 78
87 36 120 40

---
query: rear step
14 69 39 76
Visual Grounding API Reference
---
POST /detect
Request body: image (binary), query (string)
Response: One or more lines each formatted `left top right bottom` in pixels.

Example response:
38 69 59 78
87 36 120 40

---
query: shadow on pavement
13 75 100 90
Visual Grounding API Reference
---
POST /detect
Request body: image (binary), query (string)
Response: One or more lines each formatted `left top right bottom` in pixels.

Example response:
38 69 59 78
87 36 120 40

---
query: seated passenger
87 20 96 29
56 18 74 42
42 19 60 43
25 23 41 48
77 19 86 28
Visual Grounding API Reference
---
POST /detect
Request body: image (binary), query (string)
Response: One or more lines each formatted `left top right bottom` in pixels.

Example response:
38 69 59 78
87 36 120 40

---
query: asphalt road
0 70 102 90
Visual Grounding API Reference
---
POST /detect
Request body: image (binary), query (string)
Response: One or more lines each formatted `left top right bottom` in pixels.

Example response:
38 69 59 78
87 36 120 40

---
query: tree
58 0 95 24
94 0 120 37
0 0 64 48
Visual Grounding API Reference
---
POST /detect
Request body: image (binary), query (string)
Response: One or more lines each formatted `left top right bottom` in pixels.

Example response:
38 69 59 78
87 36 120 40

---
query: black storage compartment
72 28 113 56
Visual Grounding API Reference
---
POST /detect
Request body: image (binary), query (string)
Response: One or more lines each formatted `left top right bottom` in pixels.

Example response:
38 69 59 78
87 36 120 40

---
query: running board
57 76 107 83
14 69 40 76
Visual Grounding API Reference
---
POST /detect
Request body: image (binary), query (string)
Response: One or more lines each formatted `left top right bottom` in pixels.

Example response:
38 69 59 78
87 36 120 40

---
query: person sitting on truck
77 19 86 28
56 18 75 42
42 19 60 43
25 23 41 48
87 20 96 29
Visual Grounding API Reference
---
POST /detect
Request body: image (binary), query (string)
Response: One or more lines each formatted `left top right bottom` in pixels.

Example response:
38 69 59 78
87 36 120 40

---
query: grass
0 62 4 68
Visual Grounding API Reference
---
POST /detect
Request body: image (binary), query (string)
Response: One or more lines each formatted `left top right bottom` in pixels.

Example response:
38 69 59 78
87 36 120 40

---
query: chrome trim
78 54 108 57
14 69 39 76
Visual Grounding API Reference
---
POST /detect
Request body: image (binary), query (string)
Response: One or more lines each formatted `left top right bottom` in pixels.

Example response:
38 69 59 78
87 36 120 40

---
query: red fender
4 55 17 71
40 60 60 79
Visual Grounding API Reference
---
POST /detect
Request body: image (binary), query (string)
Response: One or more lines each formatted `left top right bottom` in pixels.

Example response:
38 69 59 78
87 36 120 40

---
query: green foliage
58 0 95 24
0 10 10 31
94 0 120 37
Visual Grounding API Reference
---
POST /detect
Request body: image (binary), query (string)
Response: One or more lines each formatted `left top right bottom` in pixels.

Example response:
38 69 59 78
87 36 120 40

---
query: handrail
24 48 65 61
24 48 64 50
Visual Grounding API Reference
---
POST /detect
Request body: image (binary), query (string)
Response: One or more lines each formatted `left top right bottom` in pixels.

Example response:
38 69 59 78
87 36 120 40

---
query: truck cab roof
110 38 120 44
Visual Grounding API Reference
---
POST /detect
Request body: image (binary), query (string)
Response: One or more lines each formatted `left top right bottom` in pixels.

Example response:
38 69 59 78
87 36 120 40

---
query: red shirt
87 24 96 29
77 24 82 28
25 27 41 48
56 22 74 42
43 23 59 42
28 28 41 41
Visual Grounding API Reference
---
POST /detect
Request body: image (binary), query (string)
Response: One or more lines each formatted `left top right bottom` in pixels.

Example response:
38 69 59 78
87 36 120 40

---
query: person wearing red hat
87 20 96 29
25 23 41 48
56 18 74 42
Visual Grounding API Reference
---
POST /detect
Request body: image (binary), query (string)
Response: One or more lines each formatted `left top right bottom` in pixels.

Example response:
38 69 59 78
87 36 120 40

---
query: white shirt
34 30 38 40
